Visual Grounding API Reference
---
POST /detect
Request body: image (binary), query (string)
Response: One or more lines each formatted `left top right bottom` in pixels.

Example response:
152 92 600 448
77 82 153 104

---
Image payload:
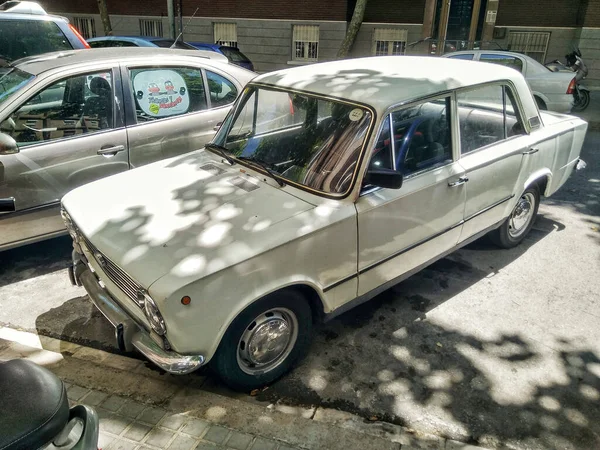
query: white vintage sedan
61 56 587 390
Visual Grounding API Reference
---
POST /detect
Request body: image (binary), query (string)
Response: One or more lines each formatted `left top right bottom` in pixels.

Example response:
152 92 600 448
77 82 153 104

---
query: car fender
524 168 552 196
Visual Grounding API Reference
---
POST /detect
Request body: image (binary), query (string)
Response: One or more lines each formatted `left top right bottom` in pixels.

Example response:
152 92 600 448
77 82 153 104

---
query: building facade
48 0 600 87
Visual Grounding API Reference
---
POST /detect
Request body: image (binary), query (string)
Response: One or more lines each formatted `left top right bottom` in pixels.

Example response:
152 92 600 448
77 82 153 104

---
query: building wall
349 23 423 58
496 0 580 27
363 0 425 24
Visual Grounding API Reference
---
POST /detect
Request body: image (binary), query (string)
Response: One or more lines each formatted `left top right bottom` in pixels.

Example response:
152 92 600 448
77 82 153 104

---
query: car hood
62 150 315 290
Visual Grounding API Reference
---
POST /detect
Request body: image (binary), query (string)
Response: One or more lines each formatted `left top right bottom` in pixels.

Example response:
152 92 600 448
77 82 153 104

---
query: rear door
122 62 241 167
0 66 129 248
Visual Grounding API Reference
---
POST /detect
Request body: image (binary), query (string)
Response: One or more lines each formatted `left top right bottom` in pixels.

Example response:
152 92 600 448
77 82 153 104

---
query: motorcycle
545 49 591 112
0 359 99 450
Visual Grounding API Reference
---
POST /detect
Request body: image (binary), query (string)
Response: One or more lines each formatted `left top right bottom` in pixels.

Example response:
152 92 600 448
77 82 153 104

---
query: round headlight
142 293 166 336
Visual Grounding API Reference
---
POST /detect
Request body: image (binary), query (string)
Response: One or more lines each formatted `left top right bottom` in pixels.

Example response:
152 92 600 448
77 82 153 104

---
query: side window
129 67 207 123
505 87 526 137
367 97 452 177
457 85 505 154
0 71 114 146
206 71 238 107
480 54 523 73
448 53 474 60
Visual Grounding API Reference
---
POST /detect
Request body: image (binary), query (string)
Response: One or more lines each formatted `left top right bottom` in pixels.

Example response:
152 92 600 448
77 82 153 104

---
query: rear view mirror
365 168 403 190
0 133 19 155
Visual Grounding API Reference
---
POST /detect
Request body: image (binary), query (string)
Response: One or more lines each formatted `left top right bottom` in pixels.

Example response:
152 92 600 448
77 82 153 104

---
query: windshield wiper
237 156 286 187
205 143 235 165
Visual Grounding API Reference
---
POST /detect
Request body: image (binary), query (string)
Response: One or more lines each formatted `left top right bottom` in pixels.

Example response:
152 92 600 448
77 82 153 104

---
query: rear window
0 19 73 62
220 47 250 63
152 39 196 50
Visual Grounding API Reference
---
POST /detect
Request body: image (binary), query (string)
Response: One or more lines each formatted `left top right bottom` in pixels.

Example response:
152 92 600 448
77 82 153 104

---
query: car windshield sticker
349 108 364 121
133 70 190 117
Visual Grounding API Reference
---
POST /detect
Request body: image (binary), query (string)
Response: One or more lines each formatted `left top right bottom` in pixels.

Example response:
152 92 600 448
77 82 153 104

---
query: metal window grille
507 31 550 63
373 28 407 56
293 25 319 61
139 19 163 37
214 23 237 47
73 17 96 39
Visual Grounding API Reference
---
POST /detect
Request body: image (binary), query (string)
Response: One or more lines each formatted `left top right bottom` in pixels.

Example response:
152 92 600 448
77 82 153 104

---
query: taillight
567 77 576 94
68 24 91 49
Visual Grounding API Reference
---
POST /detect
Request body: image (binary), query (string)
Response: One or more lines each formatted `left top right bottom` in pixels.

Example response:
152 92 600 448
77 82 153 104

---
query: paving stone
182 418 210 438
145 428 175 447
102 395 130 412
195 442 218 450
249 437 277 450
226 431 253 450
100 413 132 435
202 425 230 444
99 431 115 449
138 406 167 425
168 433 197 450
124 422 152 442
67 385 89 401
118 401 146 419
107 438 138 450
82 390 108 406
278 446 299 450
160 413 189 431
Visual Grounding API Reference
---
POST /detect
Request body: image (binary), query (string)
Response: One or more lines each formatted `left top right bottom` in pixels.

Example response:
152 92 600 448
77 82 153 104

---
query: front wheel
210 290 313 391
572 89 590 112
490 186 540 249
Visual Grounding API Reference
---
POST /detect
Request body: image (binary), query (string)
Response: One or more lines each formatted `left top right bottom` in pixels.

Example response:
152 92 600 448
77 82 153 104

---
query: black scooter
546 49 591 112
0 359 99 450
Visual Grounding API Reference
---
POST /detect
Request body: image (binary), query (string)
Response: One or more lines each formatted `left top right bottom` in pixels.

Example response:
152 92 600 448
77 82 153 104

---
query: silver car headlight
139 291 167 336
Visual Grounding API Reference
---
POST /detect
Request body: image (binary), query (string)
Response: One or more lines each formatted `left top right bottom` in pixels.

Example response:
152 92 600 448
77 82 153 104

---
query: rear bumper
71 260 205 375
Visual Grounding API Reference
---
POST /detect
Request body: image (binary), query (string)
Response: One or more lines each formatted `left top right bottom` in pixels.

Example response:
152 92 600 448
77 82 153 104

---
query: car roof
0 11 67 21
446 50 542 65
253 56 526 113
12 47 230 74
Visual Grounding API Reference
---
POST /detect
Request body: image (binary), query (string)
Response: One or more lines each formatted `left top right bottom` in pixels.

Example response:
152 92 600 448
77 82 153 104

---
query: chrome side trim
323 273 357 293
463 194 514 222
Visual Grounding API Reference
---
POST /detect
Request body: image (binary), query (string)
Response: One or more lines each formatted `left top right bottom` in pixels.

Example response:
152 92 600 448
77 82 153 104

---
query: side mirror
0 133 19 155
365 168 403 190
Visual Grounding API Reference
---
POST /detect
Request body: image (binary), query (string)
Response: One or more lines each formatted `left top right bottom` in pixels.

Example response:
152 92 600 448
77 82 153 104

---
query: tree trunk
97 0 112 36
337 0 368 58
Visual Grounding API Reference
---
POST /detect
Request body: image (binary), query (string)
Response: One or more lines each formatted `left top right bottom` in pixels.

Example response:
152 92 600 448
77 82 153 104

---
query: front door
122 64 239 168
0 67 129 249
356 95 466 296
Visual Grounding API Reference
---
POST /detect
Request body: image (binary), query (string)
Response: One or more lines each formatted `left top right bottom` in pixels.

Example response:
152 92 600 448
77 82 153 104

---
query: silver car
0 48 255 250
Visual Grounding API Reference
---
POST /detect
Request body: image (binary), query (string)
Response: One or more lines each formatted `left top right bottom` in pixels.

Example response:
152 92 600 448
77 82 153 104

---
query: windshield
0 68 34 105
213 87 373 196
220 47 250 63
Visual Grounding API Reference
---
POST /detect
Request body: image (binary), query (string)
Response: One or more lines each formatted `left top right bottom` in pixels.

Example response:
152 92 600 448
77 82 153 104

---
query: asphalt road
1 132 598 449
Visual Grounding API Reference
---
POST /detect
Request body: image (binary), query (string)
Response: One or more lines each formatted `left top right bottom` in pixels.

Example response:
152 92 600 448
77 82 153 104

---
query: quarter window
206 71 237 107
0 71 114 146
480 54 523 73
368 97 452 177
293 25 319 61
129 67 207 123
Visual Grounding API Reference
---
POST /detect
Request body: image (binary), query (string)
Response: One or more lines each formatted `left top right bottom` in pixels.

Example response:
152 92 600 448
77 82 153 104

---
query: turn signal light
567 77 576 95
181 296 191 305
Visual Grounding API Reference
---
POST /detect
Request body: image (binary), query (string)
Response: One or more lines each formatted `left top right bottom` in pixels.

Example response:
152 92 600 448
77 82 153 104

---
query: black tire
490 186 540 249
210 289 313 391
572 90 590 112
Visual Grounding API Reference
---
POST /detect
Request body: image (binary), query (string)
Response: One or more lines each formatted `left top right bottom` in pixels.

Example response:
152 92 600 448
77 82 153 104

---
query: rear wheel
210 290 313 391
490 186 540 249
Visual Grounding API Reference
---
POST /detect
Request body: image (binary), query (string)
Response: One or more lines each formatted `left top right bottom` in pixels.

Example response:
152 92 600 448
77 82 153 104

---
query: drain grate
227 176 260 192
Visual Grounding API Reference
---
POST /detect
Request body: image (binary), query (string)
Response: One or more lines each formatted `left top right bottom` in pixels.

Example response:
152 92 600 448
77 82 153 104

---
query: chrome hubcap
509 192 535 238
237 308 298 375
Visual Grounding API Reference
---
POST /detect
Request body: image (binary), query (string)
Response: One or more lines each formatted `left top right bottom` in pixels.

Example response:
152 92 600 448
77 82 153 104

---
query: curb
0 326 489 450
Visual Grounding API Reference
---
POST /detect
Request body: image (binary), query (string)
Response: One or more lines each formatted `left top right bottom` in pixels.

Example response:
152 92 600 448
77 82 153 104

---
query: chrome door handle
0 197 16 213
97 145 125 156
523 148 539 155
448 176 469 187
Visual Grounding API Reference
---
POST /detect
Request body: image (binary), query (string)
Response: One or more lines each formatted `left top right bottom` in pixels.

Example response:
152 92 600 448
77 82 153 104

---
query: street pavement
0 130 598 449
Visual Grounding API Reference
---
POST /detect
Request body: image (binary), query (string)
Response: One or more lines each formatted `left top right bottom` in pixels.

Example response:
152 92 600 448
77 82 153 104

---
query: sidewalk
0 326 487 450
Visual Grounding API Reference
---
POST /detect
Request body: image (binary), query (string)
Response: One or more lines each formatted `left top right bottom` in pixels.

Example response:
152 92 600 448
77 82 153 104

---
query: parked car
0 1 89 63
0 47 255 250
188 43 254 71
87 35 198 50
62 56 587 390
443 50 576 113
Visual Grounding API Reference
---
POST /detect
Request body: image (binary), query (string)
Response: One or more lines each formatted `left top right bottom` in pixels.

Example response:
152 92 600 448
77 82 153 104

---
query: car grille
79 233 144 308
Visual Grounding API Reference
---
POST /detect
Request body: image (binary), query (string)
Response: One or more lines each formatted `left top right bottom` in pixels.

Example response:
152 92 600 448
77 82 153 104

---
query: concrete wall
577 28 600 89
350 23 423 58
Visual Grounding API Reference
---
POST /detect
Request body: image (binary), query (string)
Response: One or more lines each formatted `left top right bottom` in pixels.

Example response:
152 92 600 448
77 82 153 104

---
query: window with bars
373 28 407 56
139 19 163 37
507 31 550 63
214 23 237 47
73 17 96 39
293 25 319 61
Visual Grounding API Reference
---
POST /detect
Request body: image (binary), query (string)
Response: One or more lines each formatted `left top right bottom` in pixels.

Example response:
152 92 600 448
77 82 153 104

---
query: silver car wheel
508 192 536 238
237 307 298 375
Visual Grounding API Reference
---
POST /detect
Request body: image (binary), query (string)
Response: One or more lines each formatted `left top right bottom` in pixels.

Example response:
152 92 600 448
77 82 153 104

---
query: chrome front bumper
74 265 205 375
